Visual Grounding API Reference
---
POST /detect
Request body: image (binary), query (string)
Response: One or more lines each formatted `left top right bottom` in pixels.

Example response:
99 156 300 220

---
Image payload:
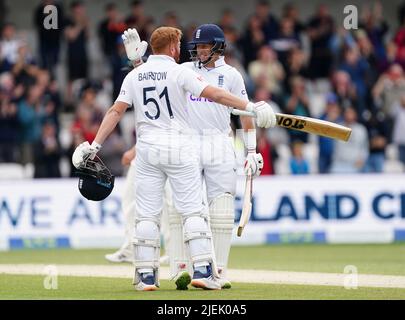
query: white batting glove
246 101 277 129
122 28 148 63
72 141 101 169
244 152 264 177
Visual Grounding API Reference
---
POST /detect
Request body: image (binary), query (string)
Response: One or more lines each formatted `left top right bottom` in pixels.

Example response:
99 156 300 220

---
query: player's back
117 54 209 145
132 55 189 141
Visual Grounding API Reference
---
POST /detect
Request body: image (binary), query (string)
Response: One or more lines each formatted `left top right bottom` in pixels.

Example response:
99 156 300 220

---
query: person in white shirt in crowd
0 23 22 66
330 107 369 173
392 94 405 169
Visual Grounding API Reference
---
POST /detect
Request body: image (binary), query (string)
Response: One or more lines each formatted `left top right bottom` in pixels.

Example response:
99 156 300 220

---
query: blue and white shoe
191 265 221 290
134 272 158 291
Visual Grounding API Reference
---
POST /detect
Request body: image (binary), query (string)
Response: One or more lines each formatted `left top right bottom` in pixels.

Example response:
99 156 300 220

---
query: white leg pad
168 208 191 279
161 198 170 257
209 193 235 279
132 218 161 286
182 212 219 278
119 164 136 255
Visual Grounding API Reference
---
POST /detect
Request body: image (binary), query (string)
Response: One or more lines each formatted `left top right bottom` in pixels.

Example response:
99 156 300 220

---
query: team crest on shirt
218 75 224 87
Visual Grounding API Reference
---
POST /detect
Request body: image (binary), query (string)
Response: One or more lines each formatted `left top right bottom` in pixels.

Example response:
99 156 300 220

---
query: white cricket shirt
116 55 210 143
183 57 249 135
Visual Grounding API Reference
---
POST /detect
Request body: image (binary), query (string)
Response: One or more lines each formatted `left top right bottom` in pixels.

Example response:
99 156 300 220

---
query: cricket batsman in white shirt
73 26 276 291
107 25 265 289
169 24 264 290
108 25 264 289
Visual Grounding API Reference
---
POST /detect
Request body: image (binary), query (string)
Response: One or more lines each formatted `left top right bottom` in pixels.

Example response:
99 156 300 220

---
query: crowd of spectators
2 0 405 178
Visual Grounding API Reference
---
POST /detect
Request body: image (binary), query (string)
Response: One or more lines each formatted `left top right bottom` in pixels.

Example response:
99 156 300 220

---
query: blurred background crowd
1 0 405 178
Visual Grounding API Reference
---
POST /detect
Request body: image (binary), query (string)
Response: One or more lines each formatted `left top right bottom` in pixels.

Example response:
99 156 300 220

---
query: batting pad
209 193 235 278
168 209 190 279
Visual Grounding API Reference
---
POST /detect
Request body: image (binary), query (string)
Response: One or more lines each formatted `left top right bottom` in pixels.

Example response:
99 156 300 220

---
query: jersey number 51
143 86 174 120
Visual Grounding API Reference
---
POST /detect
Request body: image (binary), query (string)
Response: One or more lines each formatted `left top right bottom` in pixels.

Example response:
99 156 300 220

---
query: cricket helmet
188 24 226 68
75 155 115 201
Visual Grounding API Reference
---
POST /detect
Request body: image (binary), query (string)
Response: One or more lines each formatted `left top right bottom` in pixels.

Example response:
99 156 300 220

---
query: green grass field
1 244 405 299
2 275 405 300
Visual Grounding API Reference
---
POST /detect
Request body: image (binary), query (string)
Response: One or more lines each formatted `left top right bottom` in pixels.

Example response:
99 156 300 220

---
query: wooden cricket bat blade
275 113 352 141
231 109 352 142
237 172 253 237
237 202 252 237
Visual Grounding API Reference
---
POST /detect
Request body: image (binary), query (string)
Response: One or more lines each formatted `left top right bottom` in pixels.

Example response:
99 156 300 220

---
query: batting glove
246 101 277 129
122 28 148 64
244 152 264 177
72 141 101 169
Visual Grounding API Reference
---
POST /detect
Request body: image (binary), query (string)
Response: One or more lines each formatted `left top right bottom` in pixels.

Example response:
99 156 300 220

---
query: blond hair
150 26 182 54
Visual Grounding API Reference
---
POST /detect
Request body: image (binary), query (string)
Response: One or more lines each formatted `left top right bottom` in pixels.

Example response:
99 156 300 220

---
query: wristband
243 129 257 153
91 141 102 151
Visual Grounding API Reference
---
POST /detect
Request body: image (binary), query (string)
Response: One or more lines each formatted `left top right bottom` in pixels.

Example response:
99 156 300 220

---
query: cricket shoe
105 249 133 263
191 265 221 290
134 272 158 291
174 270 191 290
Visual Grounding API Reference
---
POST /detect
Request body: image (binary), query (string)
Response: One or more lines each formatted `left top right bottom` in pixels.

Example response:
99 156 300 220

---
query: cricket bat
237 168 253 237
232 109 352 142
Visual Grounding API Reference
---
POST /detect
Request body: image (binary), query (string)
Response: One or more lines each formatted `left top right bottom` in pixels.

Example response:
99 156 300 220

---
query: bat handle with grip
231 108 256 118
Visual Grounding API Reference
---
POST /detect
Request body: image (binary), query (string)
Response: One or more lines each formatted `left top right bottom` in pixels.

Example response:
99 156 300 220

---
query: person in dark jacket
34 0 64 75
33 121 61 178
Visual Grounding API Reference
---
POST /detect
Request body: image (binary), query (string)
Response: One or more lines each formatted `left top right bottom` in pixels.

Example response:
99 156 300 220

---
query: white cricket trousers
121 162 171 255
197 134 237 202
133 137 211 267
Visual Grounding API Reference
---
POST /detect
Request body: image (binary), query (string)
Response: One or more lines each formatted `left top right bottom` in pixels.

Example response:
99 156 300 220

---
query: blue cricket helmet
189 24 226 47
188 24 226 67
75 155 115 201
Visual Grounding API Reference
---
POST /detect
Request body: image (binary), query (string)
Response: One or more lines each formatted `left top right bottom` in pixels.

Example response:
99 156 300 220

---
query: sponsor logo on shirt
189 94 213 102
218 75 224 87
